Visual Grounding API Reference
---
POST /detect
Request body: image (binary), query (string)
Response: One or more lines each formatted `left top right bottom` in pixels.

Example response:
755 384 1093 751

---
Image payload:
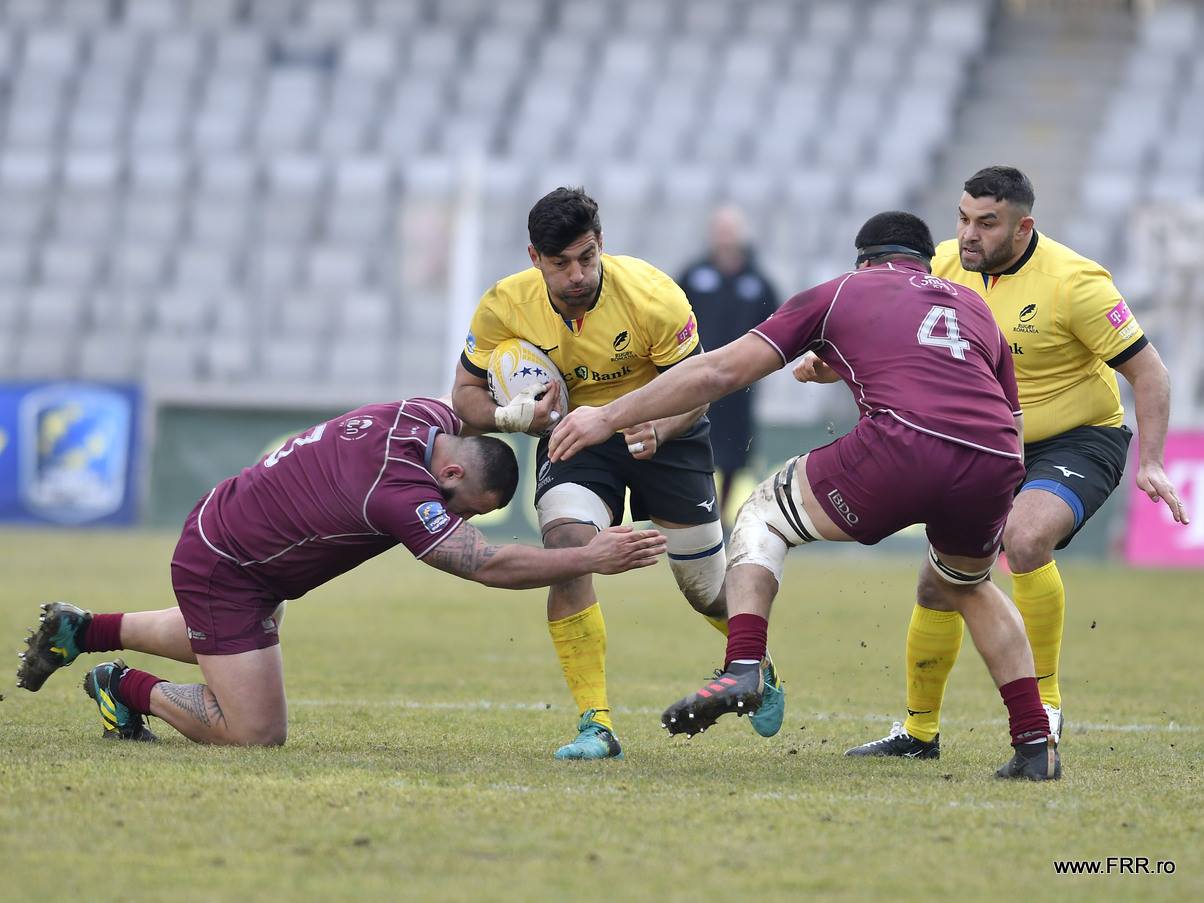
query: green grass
1 528 1201 902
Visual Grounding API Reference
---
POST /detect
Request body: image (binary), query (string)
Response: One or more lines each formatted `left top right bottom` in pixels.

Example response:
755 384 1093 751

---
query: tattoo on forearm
159 682 226 728
425 523 500 577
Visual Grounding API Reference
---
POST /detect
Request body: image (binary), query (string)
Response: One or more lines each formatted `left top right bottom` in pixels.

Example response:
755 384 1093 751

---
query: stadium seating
0 0 1097 421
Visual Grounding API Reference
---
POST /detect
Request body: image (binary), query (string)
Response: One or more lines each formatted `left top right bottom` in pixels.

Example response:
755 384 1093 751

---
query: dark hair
963 166 1035 213
464 435 519 507
528 187 602 256
854 211 936 263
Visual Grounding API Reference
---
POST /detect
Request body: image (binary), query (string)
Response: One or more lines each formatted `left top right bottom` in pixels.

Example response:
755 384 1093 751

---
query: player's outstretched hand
1137 462 1191 525
586 526 667 574
548 405 611 461
792 352 840 384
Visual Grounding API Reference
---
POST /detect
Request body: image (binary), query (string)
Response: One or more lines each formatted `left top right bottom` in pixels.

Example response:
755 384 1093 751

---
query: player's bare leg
147 647 288 745
118 608 197 663
19 603 196 691
542 517 622 759
1002 488 1075 738
921 551 1058 779
663 454 849 735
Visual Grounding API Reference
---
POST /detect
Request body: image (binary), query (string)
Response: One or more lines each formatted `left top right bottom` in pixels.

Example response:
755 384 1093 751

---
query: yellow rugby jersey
461 254 700 409
932 233 1147 443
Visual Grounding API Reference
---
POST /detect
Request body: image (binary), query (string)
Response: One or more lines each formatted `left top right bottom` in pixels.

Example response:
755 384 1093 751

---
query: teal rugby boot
83 660 157 742
748 653 785 738
553 709 623 760
17 602 93 692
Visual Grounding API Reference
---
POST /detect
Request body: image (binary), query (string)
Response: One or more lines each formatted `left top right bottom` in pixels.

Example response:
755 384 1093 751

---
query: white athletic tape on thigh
663 521 727 609
726 462 817 583
928 546 993 585
537 482 611 533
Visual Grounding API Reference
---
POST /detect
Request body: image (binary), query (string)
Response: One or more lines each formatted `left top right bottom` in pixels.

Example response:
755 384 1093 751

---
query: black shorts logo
827 489 860 525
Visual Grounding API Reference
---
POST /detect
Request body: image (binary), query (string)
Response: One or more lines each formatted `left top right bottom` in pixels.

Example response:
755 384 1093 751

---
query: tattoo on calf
160 682 226 728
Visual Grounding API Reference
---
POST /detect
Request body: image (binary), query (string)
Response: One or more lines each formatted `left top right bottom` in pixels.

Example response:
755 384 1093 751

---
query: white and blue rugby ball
486 338 570 437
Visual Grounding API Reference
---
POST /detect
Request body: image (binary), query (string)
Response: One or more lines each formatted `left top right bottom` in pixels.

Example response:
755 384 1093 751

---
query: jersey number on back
264 423 327 468
917 306 970 361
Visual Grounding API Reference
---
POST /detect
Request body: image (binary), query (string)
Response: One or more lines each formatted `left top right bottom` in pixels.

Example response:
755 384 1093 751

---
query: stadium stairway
917 1 1134 238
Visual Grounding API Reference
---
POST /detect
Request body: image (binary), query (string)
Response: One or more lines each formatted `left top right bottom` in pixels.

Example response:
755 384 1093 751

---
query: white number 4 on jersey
917 305 970 360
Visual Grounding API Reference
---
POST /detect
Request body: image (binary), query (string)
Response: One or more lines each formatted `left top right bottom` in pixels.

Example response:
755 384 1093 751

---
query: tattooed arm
421 522 668 588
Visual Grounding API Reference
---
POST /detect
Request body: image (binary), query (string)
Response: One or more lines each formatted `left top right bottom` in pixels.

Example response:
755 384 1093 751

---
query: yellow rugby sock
903 605 964 742
548 602 612 731
1011 561 1065 710
704 615 729 636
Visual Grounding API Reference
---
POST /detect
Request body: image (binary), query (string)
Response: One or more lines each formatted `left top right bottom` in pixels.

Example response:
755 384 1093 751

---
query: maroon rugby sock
82 613 124 653
118 668 164 716
999 676 1050 745
724 613 768 669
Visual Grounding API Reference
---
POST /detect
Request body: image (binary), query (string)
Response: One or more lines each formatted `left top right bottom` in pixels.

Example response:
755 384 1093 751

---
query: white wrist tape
493 390 537 433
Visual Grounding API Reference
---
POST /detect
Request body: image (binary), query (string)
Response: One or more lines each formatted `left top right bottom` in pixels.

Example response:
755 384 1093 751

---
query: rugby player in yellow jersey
843 166 1189 760
452 187 784 758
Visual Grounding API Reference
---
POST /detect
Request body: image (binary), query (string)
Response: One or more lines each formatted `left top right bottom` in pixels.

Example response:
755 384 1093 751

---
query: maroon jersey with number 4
752 260 1022 459
193 397 464 600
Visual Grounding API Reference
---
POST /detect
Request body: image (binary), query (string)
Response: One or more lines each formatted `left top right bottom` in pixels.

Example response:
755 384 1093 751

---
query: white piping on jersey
236 531 383 567
884 410 1022 460
196 487 238 562
363 404 407 532
749 328 787 365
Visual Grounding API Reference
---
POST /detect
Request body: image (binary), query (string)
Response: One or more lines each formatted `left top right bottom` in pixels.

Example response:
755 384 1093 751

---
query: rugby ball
487 338 570 437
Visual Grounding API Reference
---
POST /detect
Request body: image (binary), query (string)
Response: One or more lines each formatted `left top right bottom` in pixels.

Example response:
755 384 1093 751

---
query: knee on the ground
229 723 288 747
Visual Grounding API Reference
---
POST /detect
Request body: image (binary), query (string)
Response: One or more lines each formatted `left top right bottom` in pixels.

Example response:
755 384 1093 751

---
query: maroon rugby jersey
195 397 463 599
753 260 1022 458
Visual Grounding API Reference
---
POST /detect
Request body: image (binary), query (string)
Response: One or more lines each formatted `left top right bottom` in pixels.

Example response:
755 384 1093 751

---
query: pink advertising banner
1125 431 1204 567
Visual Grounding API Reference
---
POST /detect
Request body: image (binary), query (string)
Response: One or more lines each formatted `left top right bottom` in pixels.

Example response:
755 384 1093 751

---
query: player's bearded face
957 194 1025 273
535 233 602 312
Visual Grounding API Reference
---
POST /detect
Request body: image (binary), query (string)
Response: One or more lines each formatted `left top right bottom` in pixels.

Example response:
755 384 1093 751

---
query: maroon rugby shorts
170 497 285 656
804 414 1025 558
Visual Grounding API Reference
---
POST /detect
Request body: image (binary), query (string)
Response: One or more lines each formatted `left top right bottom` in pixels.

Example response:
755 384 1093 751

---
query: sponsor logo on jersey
826 489 860 525
187 628 207 641
611 351 635 362
416 500 451 534
613 330 631 351
909 274 957 295
1010 342 1024 354
675 315 697 345
465 332 476 354
1019 303 1038 322
588 366 633 382
1106 298 1132 329
1118 321 1139 341
1014 324 1039 334
572 364 632 382
338 416 374 440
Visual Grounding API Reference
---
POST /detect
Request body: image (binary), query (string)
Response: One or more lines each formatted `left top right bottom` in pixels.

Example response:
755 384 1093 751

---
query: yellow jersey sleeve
462 284 513 375
645 277 700 369
1065 267 1145 365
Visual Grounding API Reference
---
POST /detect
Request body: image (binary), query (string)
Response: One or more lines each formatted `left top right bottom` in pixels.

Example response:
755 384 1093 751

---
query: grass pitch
1 528 1200 902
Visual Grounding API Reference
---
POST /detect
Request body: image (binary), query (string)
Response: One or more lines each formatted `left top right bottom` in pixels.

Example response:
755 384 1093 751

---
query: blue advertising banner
0 382 141 525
